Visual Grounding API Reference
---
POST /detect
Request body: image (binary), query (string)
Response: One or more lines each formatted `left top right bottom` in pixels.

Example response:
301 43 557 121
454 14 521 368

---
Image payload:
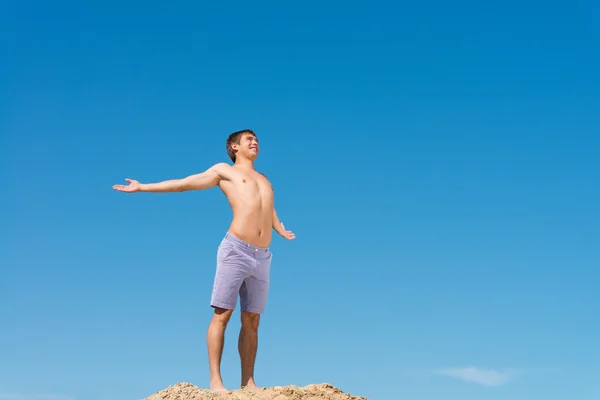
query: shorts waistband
224 232 270 252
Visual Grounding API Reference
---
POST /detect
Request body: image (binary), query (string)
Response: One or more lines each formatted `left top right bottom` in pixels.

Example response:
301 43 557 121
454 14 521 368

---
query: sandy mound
144 382 368 400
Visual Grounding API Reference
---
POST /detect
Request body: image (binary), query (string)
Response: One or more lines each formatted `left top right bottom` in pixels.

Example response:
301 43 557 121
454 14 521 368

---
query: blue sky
1 1 599 399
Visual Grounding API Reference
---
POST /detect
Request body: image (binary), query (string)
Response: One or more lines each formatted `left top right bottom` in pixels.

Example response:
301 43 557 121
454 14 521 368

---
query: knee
212 307 233 327
241 312 260 331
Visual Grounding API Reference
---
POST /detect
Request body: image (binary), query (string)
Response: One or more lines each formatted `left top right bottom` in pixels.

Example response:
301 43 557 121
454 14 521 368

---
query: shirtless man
112 129 295 394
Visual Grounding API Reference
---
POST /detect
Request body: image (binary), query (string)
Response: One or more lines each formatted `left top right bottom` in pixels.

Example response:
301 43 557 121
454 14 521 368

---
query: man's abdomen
228 207 273 248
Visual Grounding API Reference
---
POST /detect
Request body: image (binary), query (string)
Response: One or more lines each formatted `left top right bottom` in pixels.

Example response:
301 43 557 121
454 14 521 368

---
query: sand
143 382 368 400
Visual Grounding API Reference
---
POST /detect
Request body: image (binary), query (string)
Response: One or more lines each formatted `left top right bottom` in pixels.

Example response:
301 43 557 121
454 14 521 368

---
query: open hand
113 178 141 193
280 222 296 240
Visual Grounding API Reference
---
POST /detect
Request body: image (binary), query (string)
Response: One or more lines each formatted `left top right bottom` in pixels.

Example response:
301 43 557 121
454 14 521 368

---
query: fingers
280 222 296 239
113 178 135 191
112 185 131 191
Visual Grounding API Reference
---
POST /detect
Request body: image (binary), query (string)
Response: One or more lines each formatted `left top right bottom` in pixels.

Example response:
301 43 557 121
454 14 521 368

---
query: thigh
210 242 252 310
239 253 272 314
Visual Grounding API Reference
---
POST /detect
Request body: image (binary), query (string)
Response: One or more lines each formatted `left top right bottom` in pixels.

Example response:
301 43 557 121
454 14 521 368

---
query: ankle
242 377 256 385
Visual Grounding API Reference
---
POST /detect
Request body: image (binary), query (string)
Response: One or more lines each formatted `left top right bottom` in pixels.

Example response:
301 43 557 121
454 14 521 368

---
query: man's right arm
113 163 230 193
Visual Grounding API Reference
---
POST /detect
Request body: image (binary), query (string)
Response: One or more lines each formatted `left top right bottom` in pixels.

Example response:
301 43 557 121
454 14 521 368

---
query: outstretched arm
113 163 230 193
273 208 295 240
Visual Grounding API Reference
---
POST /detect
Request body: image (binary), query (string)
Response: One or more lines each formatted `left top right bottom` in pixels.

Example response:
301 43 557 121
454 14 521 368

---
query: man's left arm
263 172 295 240
273 208 295 240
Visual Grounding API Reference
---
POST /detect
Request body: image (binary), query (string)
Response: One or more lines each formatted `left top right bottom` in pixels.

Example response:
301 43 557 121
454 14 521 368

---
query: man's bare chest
221 172 273 200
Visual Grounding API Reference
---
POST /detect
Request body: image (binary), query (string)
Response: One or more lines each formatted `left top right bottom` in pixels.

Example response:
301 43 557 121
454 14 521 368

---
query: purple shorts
210 233 272 314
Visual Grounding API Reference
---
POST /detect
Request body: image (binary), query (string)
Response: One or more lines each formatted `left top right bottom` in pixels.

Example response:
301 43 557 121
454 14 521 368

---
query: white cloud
0 393 74 400
436 367 511 387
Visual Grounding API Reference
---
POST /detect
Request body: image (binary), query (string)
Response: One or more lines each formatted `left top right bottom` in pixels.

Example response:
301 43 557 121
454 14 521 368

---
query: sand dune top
144 382 368 400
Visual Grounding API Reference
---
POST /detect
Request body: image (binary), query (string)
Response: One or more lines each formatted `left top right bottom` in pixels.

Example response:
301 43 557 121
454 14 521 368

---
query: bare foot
241 380 262 390
210 380 230 396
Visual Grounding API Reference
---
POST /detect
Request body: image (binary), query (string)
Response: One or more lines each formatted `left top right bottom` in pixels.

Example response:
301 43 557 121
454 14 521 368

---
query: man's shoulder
258 172 273 184
210 162 234 172
212 162 232 169
208 162 235 179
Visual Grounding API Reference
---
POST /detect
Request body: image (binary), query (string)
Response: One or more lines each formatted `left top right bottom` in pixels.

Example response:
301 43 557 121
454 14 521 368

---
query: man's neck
234 158 255 170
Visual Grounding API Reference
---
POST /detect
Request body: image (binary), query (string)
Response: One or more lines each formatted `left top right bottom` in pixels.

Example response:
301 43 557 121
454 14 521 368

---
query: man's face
235 133 259 160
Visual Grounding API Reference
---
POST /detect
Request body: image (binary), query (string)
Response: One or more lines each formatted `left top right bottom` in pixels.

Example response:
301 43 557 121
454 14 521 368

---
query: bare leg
207 307 233 394
239 311 261 389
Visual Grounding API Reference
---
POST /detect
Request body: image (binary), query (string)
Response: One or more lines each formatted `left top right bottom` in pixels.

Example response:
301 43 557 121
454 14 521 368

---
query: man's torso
217 165 274 248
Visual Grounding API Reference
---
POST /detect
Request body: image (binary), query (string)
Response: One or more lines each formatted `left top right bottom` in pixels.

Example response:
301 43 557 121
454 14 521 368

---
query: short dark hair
226 129 256 162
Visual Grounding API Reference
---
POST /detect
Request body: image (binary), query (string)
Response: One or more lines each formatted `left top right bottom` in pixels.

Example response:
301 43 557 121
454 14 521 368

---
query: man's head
226 129 259 163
